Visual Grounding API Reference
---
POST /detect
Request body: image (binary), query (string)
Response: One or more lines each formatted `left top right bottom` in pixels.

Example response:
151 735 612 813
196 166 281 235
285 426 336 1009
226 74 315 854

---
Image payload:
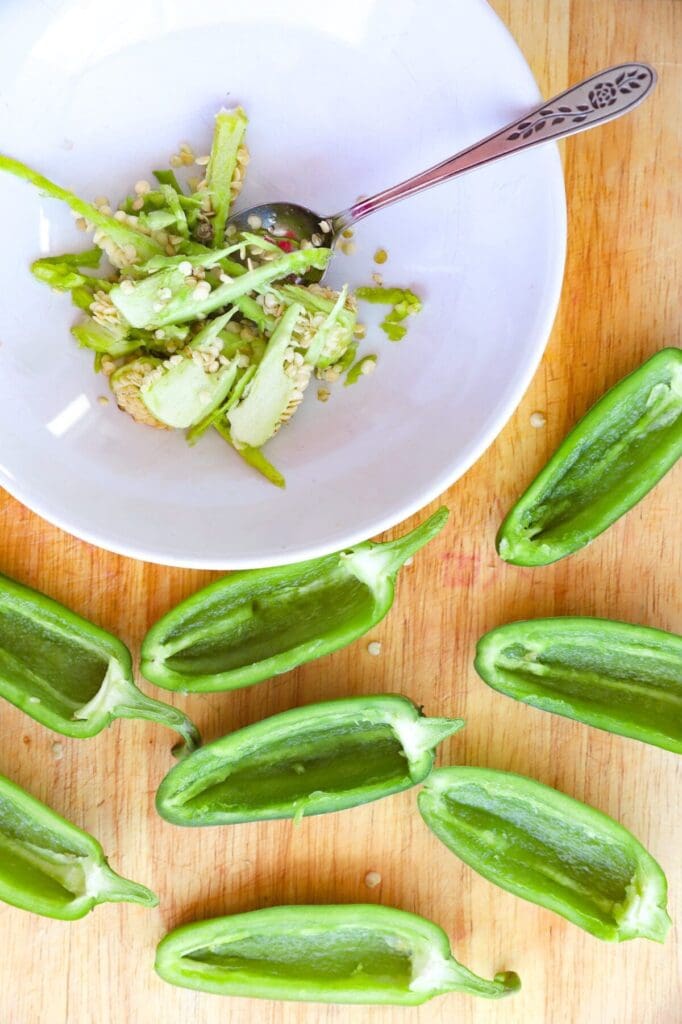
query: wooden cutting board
1 2 680 1022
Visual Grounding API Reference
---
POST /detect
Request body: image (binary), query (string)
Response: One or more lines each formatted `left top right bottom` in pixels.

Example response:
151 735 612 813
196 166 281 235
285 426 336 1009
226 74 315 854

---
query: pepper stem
442 963 521 999
114 687 201 758
375 507 450 576
410 943 520 1000
414 716 465 755
76 657 201 757
93 861 159 907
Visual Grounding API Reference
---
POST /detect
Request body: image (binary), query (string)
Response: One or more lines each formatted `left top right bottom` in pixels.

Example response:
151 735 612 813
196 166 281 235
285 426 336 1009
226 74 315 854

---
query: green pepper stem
375 508 450 576
94 862 159 907
438 964 520 999
114 688 201 758
411 942 520 1000
411 716 465 757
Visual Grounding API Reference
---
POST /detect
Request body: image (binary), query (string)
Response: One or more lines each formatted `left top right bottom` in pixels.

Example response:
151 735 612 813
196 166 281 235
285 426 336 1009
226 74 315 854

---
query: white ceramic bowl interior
0 0 565 567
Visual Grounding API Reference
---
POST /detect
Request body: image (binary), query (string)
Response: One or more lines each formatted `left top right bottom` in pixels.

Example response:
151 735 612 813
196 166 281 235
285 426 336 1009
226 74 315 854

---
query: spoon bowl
227 202 335 282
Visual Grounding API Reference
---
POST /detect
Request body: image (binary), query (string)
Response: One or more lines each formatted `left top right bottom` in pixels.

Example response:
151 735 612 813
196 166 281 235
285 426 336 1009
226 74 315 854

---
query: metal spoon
228 63 656 282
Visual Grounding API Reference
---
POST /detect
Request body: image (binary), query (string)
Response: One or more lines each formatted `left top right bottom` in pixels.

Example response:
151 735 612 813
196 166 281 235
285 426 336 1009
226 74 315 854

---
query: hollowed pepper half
497 347 682 565
0 773 158 920
0 572 200 755
156 694 464 825
419 767 671 942
154 904 520 1005
475 616 682 754
141 508 448 693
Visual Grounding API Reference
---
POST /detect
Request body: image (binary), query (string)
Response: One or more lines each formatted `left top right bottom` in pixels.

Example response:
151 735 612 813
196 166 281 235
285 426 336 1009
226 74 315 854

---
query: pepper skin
155 904 520 1005
0 572 200 755
497 348 682 565
141 508 449 693
156 694 464 825
475 617 682 754
419 767 671 942
0 774 158 920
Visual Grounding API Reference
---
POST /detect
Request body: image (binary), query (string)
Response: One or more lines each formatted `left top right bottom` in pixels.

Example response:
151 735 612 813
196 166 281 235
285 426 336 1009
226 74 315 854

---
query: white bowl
0 0 565 568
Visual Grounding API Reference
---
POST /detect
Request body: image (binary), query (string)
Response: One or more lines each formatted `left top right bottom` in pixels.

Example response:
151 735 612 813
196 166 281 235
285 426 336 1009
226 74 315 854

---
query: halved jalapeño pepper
0 572 200 754
0 773 158 920
142 508 448 693
156 695 464 825
497 348 682 565
419 767 671 943
154 904 520 1005
475 617 682 754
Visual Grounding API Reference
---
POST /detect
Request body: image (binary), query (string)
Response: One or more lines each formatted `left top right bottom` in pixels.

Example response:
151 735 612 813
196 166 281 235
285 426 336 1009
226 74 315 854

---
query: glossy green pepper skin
141 508 448 693
419 767 671 943
475 617 682 754
154 904 520 1005
0 572 200 755
0 774 158 920
156 694 464 826
497 348 682 566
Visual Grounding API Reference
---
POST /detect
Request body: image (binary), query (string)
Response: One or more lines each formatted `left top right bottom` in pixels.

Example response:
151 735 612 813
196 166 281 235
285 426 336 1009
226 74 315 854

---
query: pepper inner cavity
0 603 109 711
184 928 413 987
520 382 681 541
438 786 638 924
172 722 410 815
0 796 90 908
162 570 376 676
497 639 682 737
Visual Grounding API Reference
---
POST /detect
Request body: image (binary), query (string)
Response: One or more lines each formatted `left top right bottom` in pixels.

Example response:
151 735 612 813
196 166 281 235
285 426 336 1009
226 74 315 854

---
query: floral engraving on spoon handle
506 66 656 142
339 64 656 230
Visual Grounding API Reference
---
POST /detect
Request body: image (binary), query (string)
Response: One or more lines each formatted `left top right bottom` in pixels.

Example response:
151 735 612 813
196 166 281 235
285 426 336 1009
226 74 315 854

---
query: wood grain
1 3 680 1022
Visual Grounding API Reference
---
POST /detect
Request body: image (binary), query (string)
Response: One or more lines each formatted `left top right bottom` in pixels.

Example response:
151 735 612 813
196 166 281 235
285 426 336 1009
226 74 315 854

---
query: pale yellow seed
367 641 382 656
374 247 388 264
530 411 547 428
364 871 382 889
134 179 150 195
97 395 109 406
195 154 210 166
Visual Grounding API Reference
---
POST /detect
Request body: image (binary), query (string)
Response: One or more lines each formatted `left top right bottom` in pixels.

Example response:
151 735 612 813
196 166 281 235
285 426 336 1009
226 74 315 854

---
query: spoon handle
335 63 656 231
